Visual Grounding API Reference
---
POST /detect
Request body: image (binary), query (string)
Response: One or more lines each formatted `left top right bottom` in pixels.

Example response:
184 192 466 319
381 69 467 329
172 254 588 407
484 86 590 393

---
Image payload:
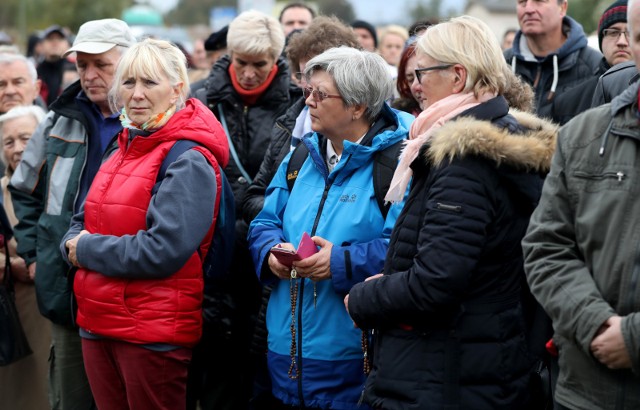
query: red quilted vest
73 100 229 348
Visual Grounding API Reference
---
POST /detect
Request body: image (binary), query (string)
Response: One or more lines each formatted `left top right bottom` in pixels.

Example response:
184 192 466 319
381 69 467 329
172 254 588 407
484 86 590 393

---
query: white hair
0 53 38 85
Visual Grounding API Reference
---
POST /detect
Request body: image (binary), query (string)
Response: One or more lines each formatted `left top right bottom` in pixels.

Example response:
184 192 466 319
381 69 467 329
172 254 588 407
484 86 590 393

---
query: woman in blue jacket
248 46 413 409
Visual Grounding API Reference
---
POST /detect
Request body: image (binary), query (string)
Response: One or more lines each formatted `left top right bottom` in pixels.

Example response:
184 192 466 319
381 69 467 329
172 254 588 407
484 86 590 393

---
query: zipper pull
617 171 625 182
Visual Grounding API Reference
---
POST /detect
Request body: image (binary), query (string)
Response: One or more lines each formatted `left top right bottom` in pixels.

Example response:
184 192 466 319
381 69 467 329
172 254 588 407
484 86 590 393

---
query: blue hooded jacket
248 104 413 409
504 16 602 118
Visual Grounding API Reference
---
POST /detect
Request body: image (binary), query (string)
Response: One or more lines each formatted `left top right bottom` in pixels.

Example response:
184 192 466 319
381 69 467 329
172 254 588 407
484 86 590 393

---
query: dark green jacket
9 81 117 327
523 81 640 409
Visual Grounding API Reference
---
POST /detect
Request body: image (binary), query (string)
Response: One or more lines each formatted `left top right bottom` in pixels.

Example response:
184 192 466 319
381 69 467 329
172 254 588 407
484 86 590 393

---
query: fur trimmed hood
427 109 557 173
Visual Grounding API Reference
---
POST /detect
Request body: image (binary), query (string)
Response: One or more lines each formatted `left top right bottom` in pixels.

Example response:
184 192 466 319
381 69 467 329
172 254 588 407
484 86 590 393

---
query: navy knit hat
598 0 628 51
351 20 378 49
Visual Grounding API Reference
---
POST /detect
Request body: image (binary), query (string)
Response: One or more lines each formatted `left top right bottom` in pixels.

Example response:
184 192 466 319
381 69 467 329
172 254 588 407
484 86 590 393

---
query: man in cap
551 0 632 124
36 25 72 107
9 18 136 410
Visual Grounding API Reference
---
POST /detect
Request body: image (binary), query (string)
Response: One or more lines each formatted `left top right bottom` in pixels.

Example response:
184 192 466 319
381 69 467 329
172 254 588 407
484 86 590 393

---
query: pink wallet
270 232 318 268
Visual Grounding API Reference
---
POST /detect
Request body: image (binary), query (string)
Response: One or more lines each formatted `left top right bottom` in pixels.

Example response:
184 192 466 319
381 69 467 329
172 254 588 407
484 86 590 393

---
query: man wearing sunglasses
551 0 631 125
505 0 602 119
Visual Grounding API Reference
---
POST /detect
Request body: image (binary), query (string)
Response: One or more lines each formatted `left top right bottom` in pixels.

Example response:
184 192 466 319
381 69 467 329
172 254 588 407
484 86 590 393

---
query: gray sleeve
75 149 217 278
591 76 606 107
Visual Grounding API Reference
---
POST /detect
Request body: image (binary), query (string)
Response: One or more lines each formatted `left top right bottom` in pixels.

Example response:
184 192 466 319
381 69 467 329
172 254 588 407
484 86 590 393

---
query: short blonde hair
227 10 285 60
417 16 507 97
380 25 409 44
109 38 189 112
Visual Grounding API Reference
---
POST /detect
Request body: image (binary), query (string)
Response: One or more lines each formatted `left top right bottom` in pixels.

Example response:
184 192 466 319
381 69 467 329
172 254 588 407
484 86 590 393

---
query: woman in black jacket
345 16 557 409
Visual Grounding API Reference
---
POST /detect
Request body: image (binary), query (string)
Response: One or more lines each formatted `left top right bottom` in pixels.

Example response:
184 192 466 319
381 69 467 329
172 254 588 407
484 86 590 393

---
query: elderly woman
248 46 413 409
193 11 292 407
61 39 229 410
345 16 557 409
0 105 50 410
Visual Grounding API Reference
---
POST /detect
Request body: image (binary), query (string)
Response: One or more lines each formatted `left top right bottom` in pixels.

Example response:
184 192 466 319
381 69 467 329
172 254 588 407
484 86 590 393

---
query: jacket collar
426 99 557 173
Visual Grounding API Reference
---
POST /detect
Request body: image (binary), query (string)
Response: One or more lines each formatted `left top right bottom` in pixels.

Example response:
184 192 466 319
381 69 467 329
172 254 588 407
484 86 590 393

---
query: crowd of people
0 0 639 409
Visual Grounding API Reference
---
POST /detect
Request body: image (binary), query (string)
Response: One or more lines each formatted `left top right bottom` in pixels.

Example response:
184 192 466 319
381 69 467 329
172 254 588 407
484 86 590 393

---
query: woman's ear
452 65 467 94
170 82 184 105
351 104 366 121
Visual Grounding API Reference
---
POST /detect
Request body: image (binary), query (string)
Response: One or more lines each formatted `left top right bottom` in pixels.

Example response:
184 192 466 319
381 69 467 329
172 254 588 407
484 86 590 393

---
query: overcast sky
149 0 466 26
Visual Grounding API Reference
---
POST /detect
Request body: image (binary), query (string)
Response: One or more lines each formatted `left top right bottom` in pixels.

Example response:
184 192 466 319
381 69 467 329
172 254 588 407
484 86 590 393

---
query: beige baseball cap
64 18 136 56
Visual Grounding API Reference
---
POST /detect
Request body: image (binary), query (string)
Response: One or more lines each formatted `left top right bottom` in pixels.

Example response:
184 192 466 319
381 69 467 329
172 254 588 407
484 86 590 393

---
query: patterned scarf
120 105 177 131
384 91 496 203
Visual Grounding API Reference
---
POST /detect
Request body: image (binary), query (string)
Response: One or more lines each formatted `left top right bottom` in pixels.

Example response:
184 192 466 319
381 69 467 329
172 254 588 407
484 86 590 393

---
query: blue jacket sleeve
348 161 494 329
74 149 216 278
330 201 401 294
247 153 292 284
59 205 85 265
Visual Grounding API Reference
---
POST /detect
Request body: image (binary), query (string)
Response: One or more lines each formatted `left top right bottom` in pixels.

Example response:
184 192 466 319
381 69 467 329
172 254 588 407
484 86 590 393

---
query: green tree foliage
567 0 607 35
0 0 131 34
317 0 355 22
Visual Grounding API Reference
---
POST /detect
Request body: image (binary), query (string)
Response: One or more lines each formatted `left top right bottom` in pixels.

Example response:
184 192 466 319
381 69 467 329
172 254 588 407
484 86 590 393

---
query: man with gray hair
9 18 136 410
0 53 42 115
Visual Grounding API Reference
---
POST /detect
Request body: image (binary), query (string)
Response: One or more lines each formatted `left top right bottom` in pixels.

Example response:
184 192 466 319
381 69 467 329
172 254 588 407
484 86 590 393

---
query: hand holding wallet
270 232 318 268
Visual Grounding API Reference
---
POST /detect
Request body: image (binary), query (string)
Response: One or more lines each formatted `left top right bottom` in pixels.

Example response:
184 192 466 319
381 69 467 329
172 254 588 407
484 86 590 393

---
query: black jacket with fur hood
348 95 557 410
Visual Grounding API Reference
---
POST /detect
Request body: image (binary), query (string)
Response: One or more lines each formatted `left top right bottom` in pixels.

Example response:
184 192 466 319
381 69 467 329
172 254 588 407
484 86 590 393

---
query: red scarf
229 63 278 106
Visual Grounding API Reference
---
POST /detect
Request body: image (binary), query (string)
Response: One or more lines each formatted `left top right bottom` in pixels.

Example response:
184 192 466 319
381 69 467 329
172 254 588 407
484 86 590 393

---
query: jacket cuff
621 313 640 374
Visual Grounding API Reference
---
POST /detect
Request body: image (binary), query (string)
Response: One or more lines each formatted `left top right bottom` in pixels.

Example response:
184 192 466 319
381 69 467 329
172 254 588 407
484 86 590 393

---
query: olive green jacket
523 81 640 410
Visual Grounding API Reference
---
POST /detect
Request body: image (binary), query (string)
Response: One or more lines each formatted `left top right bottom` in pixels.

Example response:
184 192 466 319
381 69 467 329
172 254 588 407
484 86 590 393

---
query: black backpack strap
153 140 199 194
285 142 310 191
285 139 403 218
372 140 404 218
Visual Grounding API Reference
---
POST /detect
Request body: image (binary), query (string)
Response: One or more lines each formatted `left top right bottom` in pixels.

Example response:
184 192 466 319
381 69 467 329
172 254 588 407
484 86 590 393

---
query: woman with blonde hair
345 16 557 409
62 38 229 410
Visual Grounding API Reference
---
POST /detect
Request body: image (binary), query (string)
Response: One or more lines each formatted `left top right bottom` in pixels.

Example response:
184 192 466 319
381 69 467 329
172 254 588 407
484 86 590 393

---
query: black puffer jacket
242 96 306 224
348 96 557 410
202 54 291 219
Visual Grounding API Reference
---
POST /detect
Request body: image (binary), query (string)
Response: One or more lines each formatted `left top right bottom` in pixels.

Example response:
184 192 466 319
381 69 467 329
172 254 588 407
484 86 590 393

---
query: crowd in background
0 0 639 409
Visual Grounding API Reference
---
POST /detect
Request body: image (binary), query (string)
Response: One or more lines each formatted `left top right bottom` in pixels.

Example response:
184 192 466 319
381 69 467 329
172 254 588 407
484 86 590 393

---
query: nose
15 139 26 154
617 32 630 45
4 82 17 95
132 83 145 100
83 64 98 81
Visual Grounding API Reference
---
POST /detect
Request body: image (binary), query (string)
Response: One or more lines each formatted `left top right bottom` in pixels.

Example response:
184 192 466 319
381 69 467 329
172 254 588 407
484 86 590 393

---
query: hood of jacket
426 97 557 208
203 54 291 107
305 104 413 182
512 16 588 63
120 98 229 168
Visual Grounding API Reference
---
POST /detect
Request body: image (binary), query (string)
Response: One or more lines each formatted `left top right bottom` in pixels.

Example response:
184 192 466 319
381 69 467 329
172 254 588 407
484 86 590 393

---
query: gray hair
0 105 46 165
227 10 285 60
0 53 38 85
304 46 393 122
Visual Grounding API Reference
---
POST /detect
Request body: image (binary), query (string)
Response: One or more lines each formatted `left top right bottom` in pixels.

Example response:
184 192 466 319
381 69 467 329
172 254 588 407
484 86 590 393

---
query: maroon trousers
82 338 191 410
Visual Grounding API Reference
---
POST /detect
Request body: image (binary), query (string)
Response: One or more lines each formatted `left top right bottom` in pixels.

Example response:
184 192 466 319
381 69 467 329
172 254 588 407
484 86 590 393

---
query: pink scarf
384 91 496 203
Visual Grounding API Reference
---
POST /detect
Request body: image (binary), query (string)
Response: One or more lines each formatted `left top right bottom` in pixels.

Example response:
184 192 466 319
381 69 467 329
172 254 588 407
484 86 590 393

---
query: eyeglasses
303 87 342 102
415 64 453 82
602 28 630 40
294 72 303 81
